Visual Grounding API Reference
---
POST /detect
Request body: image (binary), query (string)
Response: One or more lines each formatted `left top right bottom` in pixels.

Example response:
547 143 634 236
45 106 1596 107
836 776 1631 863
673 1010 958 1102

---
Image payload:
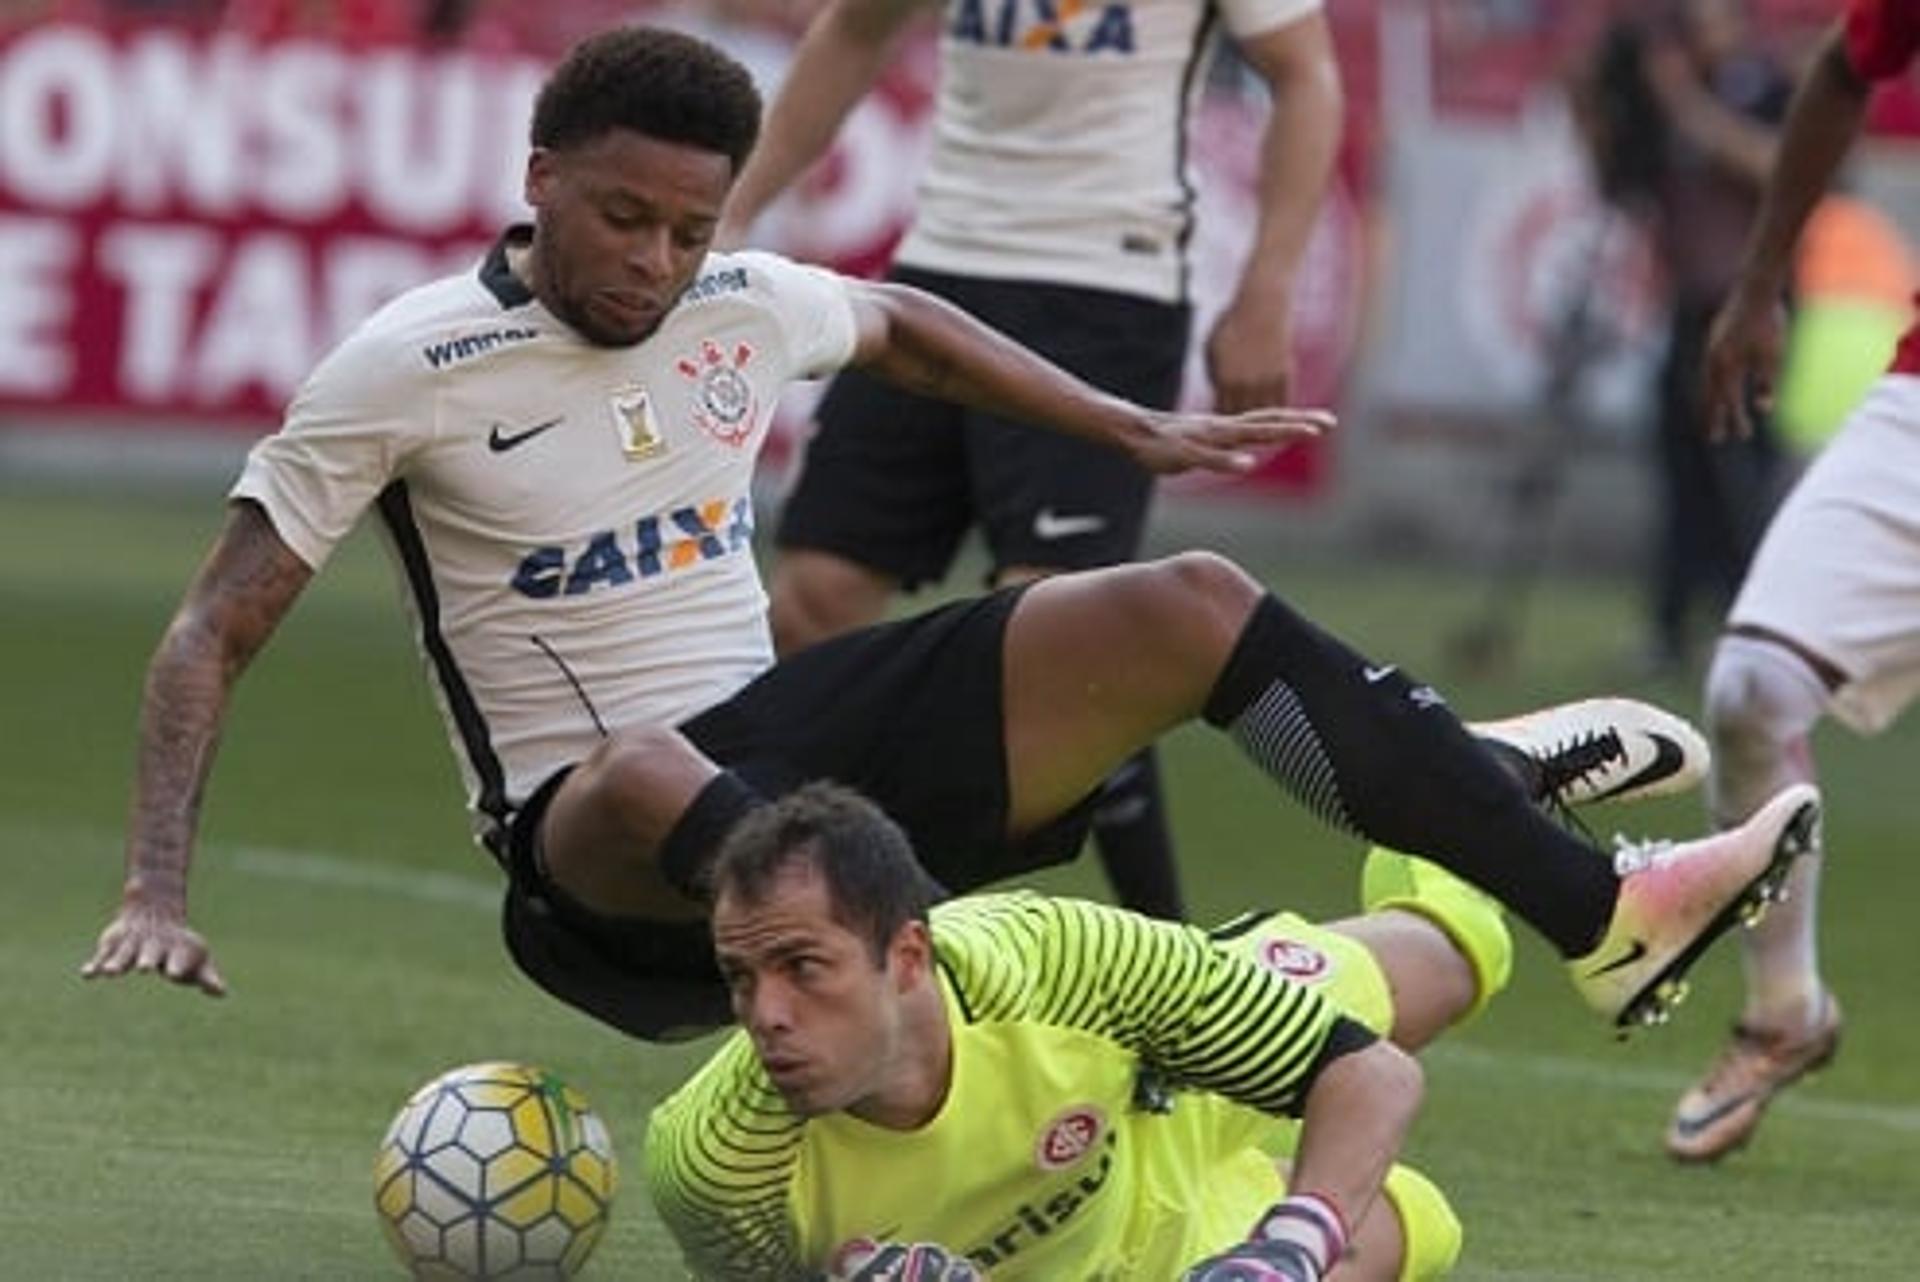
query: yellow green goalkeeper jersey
644 892 1362 1280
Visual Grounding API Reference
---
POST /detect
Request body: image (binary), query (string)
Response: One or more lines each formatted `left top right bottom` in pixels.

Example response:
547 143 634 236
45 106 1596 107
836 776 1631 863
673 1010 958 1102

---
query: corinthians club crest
677 339 758 448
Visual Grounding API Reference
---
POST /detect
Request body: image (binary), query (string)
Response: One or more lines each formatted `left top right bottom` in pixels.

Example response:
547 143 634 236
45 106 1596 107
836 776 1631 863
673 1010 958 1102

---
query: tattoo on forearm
125 507 310 896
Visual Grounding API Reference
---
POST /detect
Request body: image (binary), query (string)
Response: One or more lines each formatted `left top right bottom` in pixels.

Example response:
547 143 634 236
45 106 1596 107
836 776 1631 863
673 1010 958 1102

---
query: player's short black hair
711 783 941 965
530 26 761 172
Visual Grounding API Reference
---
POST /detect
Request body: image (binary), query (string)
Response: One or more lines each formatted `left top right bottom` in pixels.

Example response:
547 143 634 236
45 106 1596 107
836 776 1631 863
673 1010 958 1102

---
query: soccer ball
373 1062 617 1280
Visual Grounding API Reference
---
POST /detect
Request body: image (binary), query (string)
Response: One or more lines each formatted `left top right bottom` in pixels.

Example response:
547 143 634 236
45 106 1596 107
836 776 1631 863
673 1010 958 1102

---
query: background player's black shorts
499 586 1102 1040
777 265 1192 587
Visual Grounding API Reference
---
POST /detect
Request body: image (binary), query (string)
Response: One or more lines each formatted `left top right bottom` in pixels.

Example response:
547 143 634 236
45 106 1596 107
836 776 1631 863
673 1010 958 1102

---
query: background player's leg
768 550 898 655
1088 748 1184 919
770 334 973 654
1668 630 1840 1160
965 275 1190 919
1705 631 1834 1030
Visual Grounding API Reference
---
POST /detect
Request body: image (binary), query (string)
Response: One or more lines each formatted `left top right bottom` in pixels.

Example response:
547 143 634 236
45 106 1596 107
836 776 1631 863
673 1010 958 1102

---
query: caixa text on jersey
509 498 753 598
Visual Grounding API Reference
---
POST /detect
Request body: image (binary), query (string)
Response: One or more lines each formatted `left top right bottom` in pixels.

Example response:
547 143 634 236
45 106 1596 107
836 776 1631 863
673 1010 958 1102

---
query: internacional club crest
1258 936 1331 983
677 339 758 447
1034 1105 1106 1172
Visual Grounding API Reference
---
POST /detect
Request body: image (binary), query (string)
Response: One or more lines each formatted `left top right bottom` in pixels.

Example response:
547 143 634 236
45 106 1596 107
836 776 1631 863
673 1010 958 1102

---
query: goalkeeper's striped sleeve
644 1032 811 1281
934 893 1361 1117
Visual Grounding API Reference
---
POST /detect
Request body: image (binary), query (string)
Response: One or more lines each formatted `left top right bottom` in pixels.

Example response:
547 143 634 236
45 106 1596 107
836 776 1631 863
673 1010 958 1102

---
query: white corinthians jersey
896 0 1321 303
232 228 858 843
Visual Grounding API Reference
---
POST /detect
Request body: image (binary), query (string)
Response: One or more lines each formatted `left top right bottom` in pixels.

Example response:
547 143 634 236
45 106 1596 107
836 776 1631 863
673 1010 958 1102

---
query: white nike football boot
1569 784 1821 1031
1472 698 1710 807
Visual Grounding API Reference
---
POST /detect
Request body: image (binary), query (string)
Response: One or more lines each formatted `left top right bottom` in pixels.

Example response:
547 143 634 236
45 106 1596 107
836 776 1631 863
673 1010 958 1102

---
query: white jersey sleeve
230 327 435 570
732 251 860 379
1218 0 1319 40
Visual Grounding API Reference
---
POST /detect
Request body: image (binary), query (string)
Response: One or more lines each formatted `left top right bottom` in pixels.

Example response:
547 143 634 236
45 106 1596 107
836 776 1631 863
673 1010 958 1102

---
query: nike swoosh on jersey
1032 509 1107 539
1583 938 1649 978
1588 733 1687 802
487 417 564 453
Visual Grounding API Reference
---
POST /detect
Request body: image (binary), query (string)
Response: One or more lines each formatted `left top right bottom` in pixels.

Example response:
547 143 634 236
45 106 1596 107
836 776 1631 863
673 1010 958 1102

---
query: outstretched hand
81 900 227 997
1129 405 1334 476
1702 288 1788 442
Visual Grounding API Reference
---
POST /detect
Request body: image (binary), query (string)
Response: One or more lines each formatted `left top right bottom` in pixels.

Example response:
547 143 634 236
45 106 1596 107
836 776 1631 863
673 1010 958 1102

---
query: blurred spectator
1578 0 1792 676
221 0 411 43
1773 192 1918 454
0 0 59 28
108 0 224 18
637 0 823 102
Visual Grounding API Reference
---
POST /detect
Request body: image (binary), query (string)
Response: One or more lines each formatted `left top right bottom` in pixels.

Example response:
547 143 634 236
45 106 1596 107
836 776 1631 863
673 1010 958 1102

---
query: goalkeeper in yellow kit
645 782 1523 1280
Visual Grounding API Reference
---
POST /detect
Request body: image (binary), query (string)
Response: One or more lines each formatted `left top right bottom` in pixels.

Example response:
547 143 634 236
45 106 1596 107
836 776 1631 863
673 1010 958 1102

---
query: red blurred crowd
10 0 1908 133
1 0 818 53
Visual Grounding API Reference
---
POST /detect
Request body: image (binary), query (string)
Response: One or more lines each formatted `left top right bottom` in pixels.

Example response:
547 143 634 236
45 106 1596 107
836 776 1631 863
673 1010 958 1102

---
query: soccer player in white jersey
649 783 1477 1281
719 0 1344 922
83 26 1816 1051
1669 0 1920 1163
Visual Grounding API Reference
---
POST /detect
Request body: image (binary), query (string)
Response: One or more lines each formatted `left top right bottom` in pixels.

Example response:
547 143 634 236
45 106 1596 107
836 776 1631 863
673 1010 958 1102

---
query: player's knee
1130 551 1264 642
578 727 710 847
1154 549 1262 603
1703 636 1826 820
1706 639 1806 751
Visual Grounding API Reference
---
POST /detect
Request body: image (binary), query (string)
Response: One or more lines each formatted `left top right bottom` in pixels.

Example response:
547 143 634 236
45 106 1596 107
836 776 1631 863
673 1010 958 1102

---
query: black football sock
1090 748 1185 921
1204 594 1616 957
658 770 767 900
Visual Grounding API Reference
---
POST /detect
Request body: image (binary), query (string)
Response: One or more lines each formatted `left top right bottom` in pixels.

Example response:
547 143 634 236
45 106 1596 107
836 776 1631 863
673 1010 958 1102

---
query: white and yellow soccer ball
374 1062 617 1280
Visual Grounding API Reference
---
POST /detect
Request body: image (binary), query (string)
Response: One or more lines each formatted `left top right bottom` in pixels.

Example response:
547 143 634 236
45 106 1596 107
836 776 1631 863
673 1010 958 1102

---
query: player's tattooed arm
82 500 315 996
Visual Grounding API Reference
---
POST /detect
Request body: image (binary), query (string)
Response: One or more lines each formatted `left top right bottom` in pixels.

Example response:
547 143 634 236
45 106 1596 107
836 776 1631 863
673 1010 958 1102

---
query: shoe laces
1610 833 1677 876
1536 729 1625 798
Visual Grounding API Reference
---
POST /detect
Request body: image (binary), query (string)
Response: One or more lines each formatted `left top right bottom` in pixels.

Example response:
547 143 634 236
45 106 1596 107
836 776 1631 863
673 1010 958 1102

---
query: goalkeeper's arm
1187 1031 1424 1281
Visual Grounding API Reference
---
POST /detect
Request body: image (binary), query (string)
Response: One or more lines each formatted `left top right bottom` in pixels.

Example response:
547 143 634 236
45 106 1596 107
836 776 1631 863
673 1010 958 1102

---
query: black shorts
499 771 732 1043
777 265 1191 587
499 587 1102 1040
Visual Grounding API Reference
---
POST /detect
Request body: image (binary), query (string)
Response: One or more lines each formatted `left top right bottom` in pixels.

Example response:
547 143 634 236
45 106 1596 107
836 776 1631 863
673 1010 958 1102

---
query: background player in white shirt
1671 0 1920 1163
82 25 1815 1054
720 0 1343 922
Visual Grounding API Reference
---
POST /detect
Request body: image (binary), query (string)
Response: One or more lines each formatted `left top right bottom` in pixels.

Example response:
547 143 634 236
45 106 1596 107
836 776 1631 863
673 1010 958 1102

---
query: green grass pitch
3 486 1916 1278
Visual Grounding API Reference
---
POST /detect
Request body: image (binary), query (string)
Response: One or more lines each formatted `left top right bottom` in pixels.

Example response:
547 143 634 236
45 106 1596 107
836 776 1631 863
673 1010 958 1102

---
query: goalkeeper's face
714 864 933 1119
